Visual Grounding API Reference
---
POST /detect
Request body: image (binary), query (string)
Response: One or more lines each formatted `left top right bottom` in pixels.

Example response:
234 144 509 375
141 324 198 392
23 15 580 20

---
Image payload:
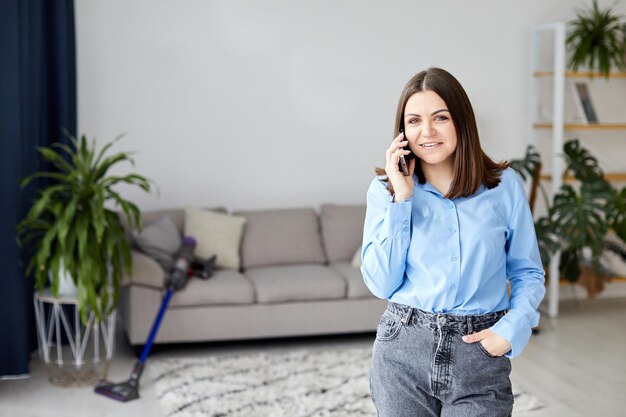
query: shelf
534 71 626 79
540 172 626 182
533 123 626 130
530 22 626 318
558 276 626 285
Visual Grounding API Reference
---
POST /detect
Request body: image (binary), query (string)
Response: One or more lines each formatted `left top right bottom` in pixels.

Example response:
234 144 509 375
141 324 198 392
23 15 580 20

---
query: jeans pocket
476 340 502 359
375 314 403 342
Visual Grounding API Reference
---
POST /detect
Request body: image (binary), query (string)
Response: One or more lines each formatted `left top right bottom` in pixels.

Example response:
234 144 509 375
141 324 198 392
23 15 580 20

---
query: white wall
75 0 626 212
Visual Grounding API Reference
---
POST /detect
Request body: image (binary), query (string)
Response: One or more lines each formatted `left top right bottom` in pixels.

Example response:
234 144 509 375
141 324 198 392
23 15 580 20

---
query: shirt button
450 284 456 290
452 256 458 261
438 316 447 325
403 220 409 225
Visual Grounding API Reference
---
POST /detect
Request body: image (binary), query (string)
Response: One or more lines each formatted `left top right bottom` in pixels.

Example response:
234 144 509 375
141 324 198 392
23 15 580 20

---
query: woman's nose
421 122 436 138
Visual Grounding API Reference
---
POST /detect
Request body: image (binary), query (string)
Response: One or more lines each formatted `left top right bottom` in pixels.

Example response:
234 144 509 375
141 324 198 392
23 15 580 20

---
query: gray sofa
118 204 387 347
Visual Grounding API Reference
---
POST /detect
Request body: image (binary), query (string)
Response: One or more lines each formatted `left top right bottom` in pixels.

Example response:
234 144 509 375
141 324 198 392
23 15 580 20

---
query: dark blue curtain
0 0 76 377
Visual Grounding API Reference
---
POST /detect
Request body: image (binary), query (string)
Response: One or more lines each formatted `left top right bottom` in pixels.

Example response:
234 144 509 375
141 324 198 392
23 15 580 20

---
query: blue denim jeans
369 301 514 417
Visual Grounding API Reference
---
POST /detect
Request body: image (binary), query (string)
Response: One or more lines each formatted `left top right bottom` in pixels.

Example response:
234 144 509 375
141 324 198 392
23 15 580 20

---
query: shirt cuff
489 309 533 359
387 194 413 240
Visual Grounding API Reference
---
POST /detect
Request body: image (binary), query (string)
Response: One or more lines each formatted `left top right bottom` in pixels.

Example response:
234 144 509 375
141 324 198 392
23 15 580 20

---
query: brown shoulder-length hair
374 67 509 199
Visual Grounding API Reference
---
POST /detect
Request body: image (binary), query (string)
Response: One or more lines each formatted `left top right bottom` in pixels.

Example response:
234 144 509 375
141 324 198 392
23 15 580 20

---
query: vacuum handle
138 288 174 363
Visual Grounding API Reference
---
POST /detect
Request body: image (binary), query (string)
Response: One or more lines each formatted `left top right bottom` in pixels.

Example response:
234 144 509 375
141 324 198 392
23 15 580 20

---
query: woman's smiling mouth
420 142 443 149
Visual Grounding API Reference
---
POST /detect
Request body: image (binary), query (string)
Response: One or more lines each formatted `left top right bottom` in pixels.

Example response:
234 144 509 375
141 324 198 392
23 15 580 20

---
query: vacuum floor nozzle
94 378 139 402
94 361 144 402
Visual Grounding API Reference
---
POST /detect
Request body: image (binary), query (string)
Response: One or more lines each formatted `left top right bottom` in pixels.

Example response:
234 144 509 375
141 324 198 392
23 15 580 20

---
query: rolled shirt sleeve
489 172 546 358
360 178 413 299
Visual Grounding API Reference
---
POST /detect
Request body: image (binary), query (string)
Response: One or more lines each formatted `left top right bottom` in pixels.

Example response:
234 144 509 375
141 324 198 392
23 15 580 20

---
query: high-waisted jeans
369 301 514 417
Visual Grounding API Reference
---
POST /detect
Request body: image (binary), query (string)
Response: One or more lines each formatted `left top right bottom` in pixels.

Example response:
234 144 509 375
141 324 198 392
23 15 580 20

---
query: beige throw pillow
184 207 246 270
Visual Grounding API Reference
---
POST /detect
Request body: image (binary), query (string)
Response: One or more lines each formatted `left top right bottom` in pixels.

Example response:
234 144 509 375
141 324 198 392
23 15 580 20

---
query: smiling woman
401 91 458 194
374 67 509 199
363 67 546 417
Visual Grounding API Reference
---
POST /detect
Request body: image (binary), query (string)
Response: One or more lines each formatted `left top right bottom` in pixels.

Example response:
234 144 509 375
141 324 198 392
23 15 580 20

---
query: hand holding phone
385 125 416 201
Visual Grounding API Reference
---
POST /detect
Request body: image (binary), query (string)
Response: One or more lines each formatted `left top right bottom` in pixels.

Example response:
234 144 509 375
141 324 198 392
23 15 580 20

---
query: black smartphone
398 124 415 176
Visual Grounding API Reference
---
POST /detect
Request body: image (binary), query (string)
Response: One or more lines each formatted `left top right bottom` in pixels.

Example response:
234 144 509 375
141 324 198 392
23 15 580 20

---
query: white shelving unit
530 22 626 318
530 22 566 319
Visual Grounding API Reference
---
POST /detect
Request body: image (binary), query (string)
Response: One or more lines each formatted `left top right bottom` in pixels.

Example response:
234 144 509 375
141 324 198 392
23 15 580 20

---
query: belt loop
466 316 473 334
401 307 413 325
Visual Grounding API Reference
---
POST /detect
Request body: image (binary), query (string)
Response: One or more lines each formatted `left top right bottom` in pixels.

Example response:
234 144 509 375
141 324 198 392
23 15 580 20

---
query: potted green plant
16 132 153 324
511 140 626 297
566 0 626 77
509 145 559 267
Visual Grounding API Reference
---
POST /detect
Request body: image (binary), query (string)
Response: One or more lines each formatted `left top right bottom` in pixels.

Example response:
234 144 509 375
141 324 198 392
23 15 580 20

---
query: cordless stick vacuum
94 236 197 402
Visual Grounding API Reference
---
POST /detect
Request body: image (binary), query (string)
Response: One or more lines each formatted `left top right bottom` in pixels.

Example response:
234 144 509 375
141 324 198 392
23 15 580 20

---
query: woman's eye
435 115 448 121
408 119 419 124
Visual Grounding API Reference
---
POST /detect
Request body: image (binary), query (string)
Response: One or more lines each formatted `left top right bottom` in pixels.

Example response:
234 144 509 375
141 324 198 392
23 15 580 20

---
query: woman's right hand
385 132 416 201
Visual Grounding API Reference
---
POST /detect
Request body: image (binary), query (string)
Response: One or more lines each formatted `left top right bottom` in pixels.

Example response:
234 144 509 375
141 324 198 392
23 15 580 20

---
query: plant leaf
563 139 604 182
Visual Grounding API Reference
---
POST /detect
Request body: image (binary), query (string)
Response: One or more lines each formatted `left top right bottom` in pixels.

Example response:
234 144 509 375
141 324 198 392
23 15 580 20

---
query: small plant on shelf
566 0 626 78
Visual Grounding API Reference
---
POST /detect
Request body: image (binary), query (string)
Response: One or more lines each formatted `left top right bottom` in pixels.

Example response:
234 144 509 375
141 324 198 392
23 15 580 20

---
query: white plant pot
48 259 77 297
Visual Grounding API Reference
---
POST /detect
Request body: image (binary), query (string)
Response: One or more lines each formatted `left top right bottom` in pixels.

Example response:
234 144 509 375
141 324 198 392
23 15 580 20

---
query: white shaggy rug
148 346 544 417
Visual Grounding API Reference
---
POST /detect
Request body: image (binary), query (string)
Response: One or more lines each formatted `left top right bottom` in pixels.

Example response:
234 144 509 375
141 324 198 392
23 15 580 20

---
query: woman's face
403 90 457 170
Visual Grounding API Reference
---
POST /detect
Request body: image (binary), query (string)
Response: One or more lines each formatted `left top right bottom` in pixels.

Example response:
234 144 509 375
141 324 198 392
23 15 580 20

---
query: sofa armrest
121 250 165 290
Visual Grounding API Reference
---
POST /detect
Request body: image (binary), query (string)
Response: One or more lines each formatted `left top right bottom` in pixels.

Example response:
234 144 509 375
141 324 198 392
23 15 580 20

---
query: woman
361 67 546 417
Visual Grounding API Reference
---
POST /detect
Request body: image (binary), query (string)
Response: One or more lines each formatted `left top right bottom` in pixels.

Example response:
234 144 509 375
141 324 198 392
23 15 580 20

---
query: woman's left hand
462 329 511 357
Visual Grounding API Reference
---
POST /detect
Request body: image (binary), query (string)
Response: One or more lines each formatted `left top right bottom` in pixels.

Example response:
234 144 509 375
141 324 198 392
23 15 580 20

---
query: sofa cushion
328 261 373 299
184 207 247 271
244 264 346 303
139 209 187 235
121 250 165 289
169 270 255 307
234 207 326 268
320 204 366 263
132 215 181 270
351 244 362 268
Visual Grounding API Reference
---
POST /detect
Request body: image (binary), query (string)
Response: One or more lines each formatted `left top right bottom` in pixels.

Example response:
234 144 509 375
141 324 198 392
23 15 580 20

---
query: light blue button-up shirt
361 166 546 358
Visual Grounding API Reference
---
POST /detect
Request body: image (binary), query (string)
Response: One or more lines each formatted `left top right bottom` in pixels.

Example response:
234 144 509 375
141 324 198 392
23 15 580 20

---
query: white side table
33 289 116 386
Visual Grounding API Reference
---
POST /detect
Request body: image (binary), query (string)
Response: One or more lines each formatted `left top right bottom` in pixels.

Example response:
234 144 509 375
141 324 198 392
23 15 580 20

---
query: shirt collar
421 179 442 196
417 174 486 197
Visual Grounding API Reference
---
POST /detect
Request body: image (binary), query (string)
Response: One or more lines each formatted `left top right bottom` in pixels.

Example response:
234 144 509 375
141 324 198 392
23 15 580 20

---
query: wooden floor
512 297 626 416
0 297 625 416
